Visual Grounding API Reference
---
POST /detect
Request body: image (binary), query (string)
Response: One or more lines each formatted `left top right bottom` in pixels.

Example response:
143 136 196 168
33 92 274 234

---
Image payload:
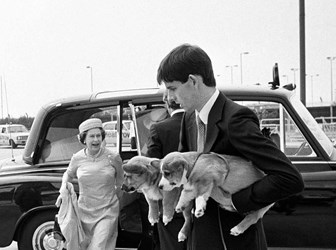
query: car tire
18 211 66 250
9 139 17 149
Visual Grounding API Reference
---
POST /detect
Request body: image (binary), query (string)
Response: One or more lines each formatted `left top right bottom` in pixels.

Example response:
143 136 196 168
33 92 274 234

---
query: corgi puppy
122 155 192 242
159 151 273 236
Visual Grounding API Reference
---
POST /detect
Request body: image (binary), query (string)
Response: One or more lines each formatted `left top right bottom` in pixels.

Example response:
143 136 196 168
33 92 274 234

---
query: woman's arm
108 153 124 200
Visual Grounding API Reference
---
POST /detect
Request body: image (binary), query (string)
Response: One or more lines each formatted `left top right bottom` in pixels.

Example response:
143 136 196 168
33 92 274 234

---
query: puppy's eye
164 171 171 177
170 182 176 186
124 174 132 180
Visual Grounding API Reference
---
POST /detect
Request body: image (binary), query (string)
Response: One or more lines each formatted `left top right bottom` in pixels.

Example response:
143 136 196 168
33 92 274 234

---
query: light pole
327 56 336 121
290 68 299 86
226 65 238 85
240 52 249 85
86 66 93 92
282 74 289 84
306 74 319 106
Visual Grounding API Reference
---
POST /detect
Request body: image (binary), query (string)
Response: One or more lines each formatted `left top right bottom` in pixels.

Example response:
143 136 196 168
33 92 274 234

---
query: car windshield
290 96 334 156
8 125 28 133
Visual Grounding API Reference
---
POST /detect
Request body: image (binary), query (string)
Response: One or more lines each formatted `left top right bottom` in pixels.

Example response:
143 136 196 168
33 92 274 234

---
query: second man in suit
146 91 186 250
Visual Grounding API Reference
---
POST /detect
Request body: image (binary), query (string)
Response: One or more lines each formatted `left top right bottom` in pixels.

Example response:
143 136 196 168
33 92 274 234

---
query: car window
40 102 168 162
8 125 29 133
103 123 116 131
236 101 316 157
290 97 334 156
123 102 168 156
42 106 120 162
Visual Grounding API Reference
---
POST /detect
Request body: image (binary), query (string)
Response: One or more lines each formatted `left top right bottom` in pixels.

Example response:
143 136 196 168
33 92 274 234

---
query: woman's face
85 128 103 154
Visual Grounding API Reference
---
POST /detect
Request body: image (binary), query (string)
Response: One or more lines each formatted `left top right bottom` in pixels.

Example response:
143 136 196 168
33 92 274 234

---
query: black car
1 83 336 249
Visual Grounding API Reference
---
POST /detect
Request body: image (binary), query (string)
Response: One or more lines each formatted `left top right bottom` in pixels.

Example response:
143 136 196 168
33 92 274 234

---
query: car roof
39 85 293 108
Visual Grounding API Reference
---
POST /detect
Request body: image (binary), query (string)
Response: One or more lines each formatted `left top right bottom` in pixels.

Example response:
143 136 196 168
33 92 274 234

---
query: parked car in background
0 124 29 148
0 75 336 249
103 120 135 148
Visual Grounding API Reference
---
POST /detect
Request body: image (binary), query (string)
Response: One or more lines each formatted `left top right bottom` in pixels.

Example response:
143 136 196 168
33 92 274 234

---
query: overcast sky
1 0 336 118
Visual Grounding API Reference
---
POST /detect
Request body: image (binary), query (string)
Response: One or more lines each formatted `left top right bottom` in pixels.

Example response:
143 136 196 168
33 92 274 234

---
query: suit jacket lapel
204 93 226 152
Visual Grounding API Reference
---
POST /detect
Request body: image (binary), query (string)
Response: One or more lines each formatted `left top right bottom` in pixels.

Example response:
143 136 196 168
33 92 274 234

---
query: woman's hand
55 194 63 207
55 183 68 207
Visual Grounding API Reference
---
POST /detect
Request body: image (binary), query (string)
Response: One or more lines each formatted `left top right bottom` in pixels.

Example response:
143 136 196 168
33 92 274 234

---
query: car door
235 98 336 249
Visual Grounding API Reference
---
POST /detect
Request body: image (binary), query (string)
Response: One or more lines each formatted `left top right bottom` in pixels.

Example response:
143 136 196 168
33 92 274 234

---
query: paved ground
0 146 25 170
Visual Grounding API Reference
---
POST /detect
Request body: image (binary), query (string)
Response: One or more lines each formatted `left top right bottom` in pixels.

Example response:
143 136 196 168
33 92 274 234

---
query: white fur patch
158 176 173 191
143 188 162 200
195 196 207 217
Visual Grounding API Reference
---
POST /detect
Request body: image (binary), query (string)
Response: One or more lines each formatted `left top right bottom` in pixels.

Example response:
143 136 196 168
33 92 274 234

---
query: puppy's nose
158 185 163 190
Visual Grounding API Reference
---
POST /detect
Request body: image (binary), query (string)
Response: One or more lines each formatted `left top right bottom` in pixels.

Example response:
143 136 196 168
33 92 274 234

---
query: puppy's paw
162 215 173 225
230 226 243 236
178 232 187 242
194 196 207 217
194 208 205 218
148 216 159 226
175 200 187 213
175 205 184 213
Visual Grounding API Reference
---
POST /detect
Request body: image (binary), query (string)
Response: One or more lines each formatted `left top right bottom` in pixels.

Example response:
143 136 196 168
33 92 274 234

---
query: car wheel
18 211 66 250
9 139 17 149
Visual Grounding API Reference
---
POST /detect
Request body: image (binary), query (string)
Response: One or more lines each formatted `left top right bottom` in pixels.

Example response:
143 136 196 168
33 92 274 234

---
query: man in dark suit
146 91 186 250
156 43 304 250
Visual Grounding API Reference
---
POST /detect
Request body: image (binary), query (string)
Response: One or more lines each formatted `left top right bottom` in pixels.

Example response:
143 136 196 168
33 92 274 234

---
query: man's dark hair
157 43 216 87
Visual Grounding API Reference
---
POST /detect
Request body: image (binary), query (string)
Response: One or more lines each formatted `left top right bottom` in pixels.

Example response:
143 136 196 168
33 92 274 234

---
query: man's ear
188 74 197 85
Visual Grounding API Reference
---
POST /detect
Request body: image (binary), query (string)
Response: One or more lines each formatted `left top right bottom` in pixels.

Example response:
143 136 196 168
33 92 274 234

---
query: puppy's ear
122 163 148 175
148 159 161 184
147 159 160 176
170 158 188 171
150 159 161 170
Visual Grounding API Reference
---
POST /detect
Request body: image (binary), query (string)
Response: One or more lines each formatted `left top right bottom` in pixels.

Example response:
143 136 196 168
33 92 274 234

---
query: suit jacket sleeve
229 107 304 213
146 123 163 159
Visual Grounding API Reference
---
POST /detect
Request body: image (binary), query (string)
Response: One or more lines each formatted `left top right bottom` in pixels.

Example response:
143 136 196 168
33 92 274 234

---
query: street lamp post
327 56 336 122
240 52 249 85
86 66 93 92
290 68 299 86
226 65 238 85
306 74 319 106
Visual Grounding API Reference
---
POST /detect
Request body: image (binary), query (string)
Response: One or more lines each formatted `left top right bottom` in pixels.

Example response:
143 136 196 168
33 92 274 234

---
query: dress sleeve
107 152 123 188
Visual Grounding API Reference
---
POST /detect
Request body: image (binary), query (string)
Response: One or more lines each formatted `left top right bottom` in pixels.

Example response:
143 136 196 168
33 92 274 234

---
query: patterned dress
66 147 122 250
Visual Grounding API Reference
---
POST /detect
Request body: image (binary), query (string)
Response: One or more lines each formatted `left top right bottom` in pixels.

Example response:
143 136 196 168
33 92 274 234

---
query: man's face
164 79 196 112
